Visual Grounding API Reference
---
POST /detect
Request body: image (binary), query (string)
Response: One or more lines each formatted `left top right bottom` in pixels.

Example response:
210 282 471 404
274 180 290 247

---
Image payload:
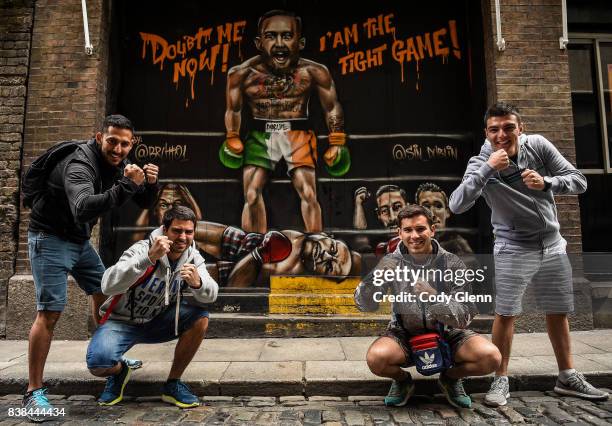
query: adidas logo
419 351 435 365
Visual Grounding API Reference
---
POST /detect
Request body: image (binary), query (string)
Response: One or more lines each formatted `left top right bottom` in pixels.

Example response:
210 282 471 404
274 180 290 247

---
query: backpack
22 140 88 208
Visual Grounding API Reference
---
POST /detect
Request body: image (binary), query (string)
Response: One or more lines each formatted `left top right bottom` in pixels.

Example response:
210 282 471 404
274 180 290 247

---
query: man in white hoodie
86 206 218 408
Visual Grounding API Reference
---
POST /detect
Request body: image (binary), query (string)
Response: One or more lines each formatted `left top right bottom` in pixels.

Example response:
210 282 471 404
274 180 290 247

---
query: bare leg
89 363 122 377
242 166 268 233
194 221 229 259
445 335 501 379
492 314 515 376
546 313 573 371
291 167 322 232
168 317 209 380
227 255 260 288
27 311 61 391
366 337 410 381
90 292 107 324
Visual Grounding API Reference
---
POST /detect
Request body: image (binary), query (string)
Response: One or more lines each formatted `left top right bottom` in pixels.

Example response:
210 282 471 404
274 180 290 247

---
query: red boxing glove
387 236 401 254
375 236 401 257
252 231 292 264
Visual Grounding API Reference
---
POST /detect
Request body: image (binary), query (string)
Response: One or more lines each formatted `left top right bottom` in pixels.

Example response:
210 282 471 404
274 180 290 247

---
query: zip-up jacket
29 139 158 243
354 239 478 334
100 226 219 334
449 134 587 247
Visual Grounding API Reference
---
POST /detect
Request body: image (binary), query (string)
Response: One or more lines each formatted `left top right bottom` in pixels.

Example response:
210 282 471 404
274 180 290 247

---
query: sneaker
438 372 472 408
98 361 132 406
384 375 415 407
161 379 200 408
22 387 54 423
121 356 143 370
484 375 510 407
554 371 609 400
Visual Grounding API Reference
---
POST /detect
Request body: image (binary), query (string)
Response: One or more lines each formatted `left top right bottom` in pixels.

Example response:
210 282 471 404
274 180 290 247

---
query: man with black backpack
22 114 159 421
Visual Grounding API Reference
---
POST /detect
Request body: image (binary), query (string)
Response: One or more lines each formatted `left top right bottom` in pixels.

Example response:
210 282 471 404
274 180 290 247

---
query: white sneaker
484 375 510 407
554 372 609 400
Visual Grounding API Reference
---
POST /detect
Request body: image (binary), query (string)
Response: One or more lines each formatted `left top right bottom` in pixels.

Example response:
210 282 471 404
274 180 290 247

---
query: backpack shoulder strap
98 262 158 325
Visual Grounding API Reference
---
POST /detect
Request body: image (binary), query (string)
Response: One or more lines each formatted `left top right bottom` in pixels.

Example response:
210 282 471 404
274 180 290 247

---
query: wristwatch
543 177 552 192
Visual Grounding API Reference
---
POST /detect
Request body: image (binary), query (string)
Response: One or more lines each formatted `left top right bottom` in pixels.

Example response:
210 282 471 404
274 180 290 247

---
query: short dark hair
484 102 521 127
257 10 302 35
415 182 448 207
162 205 196 229
397 204 435 227
375 184 408 203
102 114 134 134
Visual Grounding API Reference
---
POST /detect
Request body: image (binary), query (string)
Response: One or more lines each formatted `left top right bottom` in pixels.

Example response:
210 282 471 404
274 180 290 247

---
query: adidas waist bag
408 332 453 376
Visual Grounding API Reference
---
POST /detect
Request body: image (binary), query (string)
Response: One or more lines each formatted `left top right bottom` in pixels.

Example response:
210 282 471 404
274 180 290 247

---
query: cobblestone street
1 390 612 425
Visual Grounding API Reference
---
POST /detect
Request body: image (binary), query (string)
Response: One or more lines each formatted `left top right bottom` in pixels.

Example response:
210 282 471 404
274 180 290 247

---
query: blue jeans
28 231 105 311
86 302 209 369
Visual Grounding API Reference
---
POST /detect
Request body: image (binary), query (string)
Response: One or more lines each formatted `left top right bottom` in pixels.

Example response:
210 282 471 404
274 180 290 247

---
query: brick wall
4 0 109 339
0 0 35 338
16 0 109 274
485 0 583 254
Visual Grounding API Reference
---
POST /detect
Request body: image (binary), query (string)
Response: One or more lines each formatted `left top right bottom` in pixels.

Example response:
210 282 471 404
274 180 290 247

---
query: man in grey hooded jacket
355 205 501 409
449 102 608 406
86 206 218 408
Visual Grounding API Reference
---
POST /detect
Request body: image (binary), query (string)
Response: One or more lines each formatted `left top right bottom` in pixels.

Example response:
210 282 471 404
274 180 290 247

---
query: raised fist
124 164 145 186
354 187 370 205
148 236 172 263
487 149 509 171
142 163 159 184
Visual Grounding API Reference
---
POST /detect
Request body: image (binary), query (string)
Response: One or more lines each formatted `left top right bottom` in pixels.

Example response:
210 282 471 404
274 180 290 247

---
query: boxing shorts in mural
244 129 318 172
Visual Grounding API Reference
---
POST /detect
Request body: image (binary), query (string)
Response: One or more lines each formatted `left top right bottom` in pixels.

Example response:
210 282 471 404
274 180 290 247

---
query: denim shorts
86 302 209 369
28 231 105 311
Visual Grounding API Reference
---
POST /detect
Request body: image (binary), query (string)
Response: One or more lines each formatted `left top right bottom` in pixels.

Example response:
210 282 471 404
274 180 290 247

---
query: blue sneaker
161 379 200 408
121 356 143 370
22 387 54 423
384 375 415 407
98 361 132 406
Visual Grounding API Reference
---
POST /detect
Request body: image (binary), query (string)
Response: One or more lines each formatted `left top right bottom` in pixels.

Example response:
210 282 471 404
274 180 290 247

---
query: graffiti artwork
105 1 489 305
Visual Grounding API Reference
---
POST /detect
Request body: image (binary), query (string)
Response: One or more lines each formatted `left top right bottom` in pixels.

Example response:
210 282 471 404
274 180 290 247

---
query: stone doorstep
0 372 610 398
590 281 612 299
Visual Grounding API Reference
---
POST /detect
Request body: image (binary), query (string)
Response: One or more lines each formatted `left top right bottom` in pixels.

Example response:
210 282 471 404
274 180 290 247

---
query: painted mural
103 1 489 300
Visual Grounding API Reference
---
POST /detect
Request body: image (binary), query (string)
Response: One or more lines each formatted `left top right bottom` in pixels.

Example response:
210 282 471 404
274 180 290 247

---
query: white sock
558 368 576 381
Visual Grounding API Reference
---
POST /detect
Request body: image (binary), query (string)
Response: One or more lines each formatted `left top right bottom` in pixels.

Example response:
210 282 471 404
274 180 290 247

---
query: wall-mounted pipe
559 0 569 50
495 0 506 51
81 0 94 55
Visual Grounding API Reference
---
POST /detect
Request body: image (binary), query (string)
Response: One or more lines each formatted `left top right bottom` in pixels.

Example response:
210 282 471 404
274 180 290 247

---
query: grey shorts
382 324 477 368
494 238 574 316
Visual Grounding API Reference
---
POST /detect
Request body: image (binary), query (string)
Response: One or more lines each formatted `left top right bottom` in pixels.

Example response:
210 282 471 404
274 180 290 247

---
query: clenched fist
354 187 370 205
521 169 545 190
414 280 437 296
148 236 172 263
180 263 201 288
124 164 145 186
487 149 510 171
142 163 159 184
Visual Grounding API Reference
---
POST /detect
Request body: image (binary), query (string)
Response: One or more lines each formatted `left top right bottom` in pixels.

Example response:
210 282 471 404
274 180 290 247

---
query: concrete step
206 313 495 338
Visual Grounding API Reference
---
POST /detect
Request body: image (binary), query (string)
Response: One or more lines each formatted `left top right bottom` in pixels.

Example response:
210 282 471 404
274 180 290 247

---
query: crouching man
355 205 501 408
86 206 218 408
